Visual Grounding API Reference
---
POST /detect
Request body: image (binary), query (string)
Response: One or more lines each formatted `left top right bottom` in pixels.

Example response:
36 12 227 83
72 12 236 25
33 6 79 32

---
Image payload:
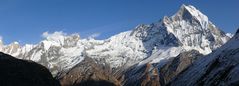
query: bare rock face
56 57 120 86
122 63 161 86
139 63 161 86
0 52 60 86
160 50 203 85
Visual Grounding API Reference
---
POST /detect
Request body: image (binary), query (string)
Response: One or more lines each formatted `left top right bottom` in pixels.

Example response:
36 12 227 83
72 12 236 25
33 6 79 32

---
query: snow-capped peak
177 4 208 20
159 4 230 55
174 4 209 29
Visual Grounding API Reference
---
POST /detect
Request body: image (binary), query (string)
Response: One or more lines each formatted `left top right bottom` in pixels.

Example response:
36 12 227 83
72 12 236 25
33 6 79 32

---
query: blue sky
0 0 238 44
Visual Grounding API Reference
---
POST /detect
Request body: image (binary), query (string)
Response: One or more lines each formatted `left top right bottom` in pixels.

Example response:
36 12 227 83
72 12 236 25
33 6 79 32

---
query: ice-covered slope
170 28 239 85
0 5 230 76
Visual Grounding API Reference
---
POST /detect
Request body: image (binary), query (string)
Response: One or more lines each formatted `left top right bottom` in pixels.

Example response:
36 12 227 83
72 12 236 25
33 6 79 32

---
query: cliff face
0 52 60 86
139 64 161 86
160 50 203 85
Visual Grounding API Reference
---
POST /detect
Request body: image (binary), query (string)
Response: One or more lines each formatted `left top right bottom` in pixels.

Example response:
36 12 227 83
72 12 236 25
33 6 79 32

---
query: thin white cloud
226 33 234 38
42 31 67 42
42 31 66 38
88 33 101 39
0 35 2 40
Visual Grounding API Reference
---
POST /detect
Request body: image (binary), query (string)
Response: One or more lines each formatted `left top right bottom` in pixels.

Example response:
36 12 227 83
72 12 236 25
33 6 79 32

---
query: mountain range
0 4 238 86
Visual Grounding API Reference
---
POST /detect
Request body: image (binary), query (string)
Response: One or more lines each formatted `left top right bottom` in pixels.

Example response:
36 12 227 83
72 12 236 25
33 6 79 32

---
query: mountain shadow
0 52 60 86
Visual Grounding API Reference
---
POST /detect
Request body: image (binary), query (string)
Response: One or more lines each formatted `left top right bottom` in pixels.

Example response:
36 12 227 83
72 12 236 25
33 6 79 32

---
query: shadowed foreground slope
0 52 60 86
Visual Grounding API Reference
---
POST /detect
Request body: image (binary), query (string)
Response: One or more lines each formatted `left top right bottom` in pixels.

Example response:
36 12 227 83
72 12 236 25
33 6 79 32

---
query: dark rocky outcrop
160 50 203 85
56 57 120 86
122 63 161 86
0 52 60 86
